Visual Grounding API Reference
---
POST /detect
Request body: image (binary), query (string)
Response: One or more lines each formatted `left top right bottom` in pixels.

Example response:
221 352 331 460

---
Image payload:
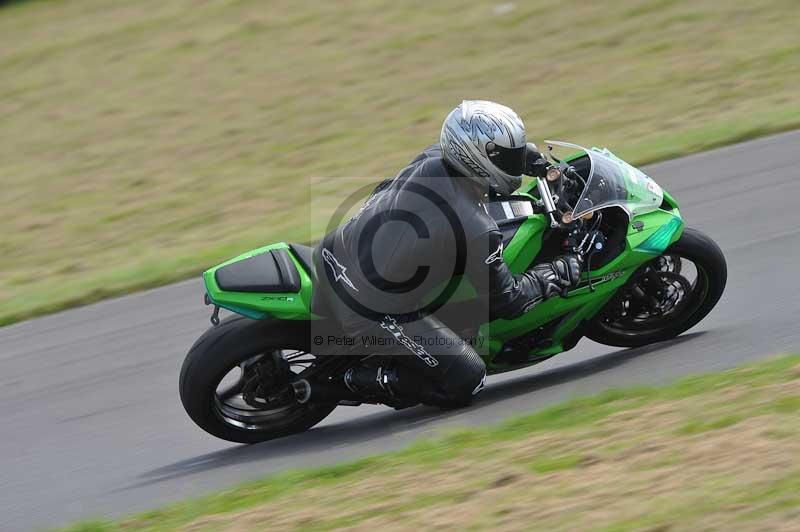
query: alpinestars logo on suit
321 248 359 292
485 241 504 264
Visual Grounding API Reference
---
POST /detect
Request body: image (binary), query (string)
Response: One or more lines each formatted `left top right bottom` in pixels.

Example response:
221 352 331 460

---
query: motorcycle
180 141 727 443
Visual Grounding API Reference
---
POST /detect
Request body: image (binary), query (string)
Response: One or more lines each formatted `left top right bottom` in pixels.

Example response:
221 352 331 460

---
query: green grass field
61 355 800 531
2 0 800 325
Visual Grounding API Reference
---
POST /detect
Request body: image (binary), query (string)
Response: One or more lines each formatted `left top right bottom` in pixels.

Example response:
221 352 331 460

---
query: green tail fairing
203 242 315 320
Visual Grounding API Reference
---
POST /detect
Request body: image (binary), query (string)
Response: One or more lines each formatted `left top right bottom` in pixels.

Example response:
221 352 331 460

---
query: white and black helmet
440 100 527 196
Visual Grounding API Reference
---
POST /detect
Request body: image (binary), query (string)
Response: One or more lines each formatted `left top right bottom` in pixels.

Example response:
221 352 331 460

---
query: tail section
203 243 316 320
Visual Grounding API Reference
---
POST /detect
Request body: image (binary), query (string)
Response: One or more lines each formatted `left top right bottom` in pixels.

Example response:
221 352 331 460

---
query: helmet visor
487 143 526 177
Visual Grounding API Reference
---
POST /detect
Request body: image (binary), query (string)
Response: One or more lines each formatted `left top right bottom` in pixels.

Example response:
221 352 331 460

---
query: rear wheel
585 227 727 348
179 316 336 444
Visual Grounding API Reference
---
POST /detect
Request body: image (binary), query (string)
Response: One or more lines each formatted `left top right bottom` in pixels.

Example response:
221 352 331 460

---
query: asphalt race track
2 131 799 530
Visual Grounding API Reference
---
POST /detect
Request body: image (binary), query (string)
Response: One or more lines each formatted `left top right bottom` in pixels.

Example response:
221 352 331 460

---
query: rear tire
179 316 336 444
585 227 727 348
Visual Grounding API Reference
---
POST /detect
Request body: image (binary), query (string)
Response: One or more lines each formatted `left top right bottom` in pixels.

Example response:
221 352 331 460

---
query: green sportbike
180 141 727 444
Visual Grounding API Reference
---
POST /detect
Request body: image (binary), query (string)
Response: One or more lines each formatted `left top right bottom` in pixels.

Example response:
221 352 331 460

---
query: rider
314 100 582 407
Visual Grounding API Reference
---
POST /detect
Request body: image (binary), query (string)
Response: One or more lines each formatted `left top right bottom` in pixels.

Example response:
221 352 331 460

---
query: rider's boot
344 365 400 397
344 364 430 408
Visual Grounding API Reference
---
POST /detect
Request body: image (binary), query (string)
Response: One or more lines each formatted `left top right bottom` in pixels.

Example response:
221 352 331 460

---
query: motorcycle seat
215 248 301 293
288 243 315 281
289 243 331 317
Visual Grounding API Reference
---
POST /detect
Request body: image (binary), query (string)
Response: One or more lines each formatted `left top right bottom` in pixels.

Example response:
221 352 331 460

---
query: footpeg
291 379 312 404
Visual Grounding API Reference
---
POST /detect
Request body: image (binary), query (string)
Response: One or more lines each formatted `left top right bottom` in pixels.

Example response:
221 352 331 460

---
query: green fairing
202 156 684 373
480 202 683 368
204 243 316 320
637 217 683 254
503 210 547 274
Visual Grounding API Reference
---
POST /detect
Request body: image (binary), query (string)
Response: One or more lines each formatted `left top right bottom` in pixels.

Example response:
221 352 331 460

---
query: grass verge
61 354 800 531
3 0 800 326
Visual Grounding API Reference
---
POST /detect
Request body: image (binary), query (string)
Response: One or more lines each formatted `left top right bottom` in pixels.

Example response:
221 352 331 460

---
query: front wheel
179 316 336 444
585 227 727 348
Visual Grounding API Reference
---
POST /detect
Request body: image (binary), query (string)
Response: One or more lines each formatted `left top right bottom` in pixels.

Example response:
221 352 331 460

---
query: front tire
585 227 727 348
179 316 336 444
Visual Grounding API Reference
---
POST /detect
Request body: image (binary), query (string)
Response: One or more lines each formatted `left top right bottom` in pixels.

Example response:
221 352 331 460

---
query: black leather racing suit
313 144 578 405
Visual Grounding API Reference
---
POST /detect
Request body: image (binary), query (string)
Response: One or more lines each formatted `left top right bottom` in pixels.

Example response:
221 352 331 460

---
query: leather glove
524 142 550 178
531 254 583 298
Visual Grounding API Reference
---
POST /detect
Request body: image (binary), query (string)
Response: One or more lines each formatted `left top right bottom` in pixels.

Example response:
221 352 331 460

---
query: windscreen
545 141 663 219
